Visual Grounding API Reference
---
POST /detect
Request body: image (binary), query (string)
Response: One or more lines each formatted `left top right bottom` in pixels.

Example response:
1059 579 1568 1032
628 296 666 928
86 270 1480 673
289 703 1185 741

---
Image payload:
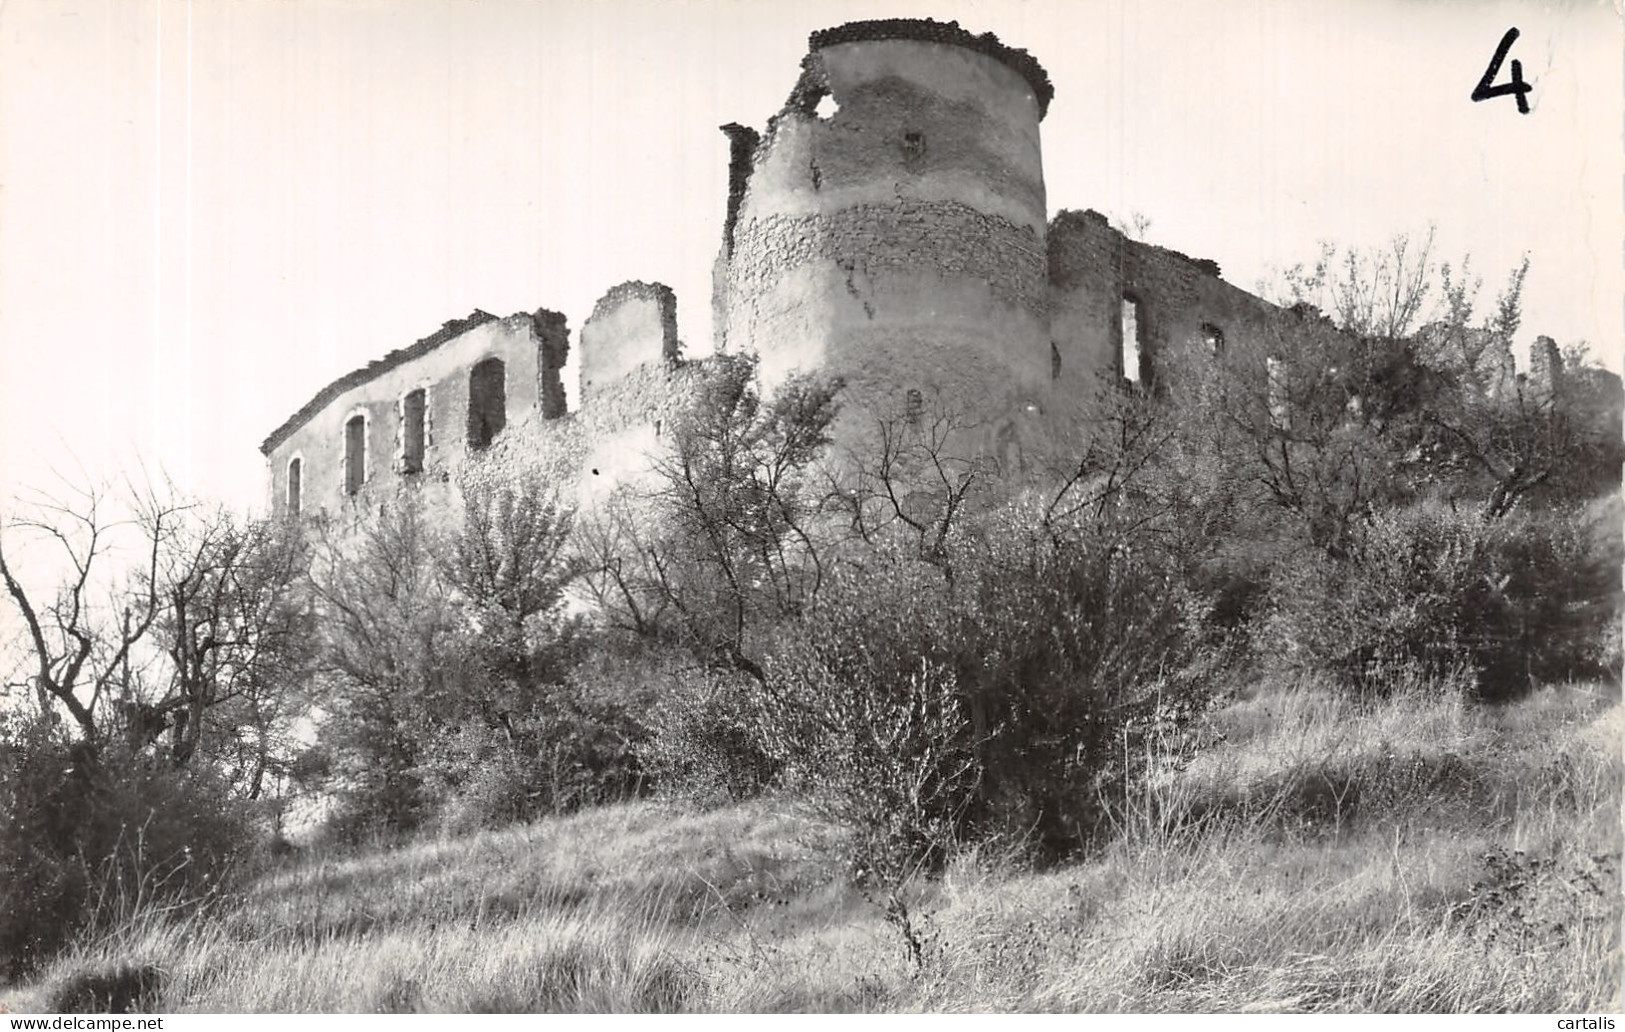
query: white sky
1 0 1620 515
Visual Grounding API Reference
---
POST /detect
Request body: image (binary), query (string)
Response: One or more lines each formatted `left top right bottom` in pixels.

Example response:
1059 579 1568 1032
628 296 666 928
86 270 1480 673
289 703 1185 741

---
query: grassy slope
7 679 1620 1013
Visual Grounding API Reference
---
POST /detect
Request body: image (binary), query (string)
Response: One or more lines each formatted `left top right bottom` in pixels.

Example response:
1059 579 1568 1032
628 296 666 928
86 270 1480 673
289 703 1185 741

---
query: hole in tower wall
814 93 839 119
784 55 834 118
901 130 926 170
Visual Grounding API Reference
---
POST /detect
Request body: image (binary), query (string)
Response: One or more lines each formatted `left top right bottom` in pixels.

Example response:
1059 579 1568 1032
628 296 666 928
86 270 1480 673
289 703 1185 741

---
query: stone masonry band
725 199 1048 315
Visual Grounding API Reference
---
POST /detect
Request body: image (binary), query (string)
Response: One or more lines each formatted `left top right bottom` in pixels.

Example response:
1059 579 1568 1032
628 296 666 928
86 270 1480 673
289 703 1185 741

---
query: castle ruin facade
256 19 1439 517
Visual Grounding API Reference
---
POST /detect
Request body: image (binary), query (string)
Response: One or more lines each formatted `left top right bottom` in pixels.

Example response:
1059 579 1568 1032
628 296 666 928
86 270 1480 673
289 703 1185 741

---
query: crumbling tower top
807 18 1054 118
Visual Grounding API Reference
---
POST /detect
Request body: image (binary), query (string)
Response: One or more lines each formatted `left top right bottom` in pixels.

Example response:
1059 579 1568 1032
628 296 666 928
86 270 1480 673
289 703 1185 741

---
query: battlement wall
579 281 680 404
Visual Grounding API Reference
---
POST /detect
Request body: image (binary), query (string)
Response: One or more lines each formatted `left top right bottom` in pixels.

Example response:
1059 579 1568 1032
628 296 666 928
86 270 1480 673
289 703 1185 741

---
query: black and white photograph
0 0 1620 1015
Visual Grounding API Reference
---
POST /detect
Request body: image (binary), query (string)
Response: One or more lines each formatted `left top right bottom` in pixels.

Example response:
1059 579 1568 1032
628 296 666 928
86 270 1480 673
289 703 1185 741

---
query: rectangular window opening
344 415 366 495
402 389 426 474
468 358 507 450
1121 297 1142 385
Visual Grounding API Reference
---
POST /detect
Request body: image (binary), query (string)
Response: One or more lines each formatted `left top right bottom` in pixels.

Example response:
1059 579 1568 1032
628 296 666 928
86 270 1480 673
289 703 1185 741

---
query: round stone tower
713 19 1053 426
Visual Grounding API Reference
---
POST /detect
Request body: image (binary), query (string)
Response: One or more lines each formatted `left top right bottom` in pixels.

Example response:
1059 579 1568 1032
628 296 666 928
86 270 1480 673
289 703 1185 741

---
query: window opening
901 130 926 169
344 414 366 495
286 457 302 515
1121 297 1142 385
467 358 506 450
402 389 426 473
1202 323 1225 355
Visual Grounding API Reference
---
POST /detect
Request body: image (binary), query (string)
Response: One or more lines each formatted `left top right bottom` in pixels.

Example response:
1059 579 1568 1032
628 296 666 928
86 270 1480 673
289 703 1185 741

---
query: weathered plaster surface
469 353 704 517
716 32 1051 428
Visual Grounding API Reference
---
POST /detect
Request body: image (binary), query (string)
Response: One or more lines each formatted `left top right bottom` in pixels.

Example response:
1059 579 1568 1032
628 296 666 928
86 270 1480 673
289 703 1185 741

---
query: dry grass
7 677 1618 1013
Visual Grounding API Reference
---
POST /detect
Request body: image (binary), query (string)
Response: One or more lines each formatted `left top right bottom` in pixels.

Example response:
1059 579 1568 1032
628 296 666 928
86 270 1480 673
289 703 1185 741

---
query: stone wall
579 281 680 404
1047 209 1297 403
262 283 697 524
269 17 1550 529
262 310 566 520
476 357 704 511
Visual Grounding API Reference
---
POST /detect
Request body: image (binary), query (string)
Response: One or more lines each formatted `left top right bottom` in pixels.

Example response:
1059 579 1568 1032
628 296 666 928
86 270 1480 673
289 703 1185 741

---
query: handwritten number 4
1472 27 1532 114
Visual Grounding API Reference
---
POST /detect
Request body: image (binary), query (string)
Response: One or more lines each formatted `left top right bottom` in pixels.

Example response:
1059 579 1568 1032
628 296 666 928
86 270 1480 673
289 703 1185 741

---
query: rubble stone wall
1047 209 1299 402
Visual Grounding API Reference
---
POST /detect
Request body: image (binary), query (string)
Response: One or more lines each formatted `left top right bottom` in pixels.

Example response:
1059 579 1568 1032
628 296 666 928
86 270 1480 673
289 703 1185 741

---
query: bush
1264 503 1498 690
959 500 1222 846
0 716 251 979
640 669 780 806
427 678 653 834
1489 498 1622 693
1263 498 1622 698
739 495 1218 878
754 559 978 881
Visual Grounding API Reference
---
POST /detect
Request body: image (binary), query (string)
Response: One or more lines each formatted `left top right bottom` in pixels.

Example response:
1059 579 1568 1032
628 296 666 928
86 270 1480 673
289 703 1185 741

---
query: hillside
8 676 1618 1013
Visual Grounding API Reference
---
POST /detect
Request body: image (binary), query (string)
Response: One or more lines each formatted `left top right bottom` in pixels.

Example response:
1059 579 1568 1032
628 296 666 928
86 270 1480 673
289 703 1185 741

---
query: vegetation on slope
2 237 1620 1012
7 676 1616 1013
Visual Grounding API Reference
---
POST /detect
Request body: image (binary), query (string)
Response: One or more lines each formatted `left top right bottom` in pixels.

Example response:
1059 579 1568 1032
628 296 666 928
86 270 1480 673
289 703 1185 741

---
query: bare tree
835 390 995 573
1271 228 1438 342
0 479 184 747
586 354 841 682
1413 263 1619 516
143 509 314 790
1041 383 1175 527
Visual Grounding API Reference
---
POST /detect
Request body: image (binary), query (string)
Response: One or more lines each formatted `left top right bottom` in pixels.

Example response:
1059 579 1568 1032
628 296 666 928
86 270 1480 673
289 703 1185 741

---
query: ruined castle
258 19 1377 518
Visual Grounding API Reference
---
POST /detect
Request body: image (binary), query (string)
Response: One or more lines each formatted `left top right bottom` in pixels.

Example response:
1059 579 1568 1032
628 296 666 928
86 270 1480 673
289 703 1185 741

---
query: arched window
402 388 427 474
1121 296 1142 385
344 413 367 495
467 358 506 450
286 457 302 515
